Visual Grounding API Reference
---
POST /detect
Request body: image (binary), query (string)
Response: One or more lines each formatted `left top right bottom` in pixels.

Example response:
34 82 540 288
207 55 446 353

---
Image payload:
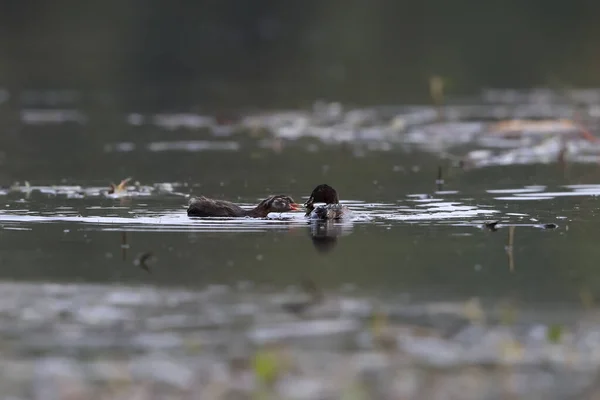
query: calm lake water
3 93 600 398
1 147 589 300
0 126 593 302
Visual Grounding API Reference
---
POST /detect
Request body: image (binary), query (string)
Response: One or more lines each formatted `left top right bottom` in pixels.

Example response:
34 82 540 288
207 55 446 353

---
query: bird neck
246 205 270 218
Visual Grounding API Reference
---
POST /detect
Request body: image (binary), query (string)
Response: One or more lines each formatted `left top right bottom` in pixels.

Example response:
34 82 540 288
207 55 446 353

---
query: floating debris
489 118 597 142
108 177 132 195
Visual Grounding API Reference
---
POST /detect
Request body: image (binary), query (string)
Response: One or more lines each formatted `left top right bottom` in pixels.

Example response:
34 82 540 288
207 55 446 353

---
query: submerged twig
506 226 515 272
121 231 128 261
557 134 572 181
435 165 444 191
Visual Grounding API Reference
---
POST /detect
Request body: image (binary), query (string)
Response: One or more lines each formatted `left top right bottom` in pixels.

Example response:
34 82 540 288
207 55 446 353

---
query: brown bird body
187 195 300 218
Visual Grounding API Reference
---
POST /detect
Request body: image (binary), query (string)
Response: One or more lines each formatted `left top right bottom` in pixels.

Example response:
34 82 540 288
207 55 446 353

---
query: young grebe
188 194 300 218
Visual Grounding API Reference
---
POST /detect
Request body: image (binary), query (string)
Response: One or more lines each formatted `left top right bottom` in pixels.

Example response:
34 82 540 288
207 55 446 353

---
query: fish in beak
304 196 314 208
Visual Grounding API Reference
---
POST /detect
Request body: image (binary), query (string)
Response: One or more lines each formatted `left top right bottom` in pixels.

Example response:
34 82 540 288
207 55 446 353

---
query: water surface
3 91 600 398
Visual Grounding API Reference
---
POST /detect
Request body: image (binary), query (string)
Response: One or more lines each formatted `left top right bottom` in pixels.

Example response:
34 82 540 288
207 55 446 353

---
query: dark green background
0 1 598 109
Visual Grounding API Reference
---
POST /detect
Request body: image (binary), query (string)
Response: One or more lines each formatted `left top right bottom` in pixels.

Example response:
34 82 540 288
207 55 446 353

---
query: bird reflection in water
308 220 353 254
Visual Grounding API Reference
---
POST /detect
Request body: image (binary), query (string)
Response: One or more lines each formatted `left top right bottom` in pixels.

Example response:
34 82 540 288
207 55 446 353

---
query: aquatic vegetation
546 324 564 343
253 343 291 388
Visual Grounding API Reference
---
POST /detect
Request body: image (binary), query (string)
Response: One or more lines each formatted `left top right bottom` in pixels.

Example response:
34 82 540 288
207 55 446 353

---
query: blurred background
1 0 599 110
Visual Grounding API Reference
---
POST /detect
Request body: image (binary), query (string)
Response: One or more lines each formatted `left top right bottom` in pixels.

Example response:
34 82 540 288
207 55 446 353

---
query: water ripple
0 182 589 231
